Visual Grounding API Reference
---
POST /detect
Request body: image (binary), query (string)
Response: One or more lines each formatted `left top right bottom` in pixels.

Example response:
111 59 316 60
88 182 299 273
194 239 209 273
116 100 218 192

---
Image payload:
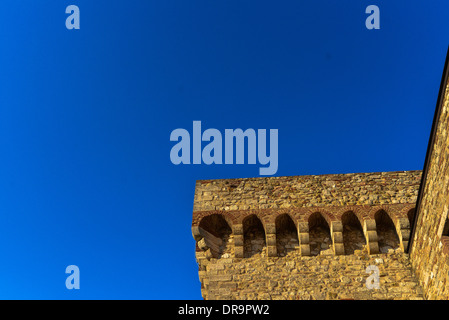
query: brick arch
335 206 369 223
370 206 397 224
374 209 400 252
304 209 336 227
242 213 266 228
340 211 366 255
367 205 396 220
274 212 297 228
192 213 235 259
397 205 416 224
236 211 268 232
196 211 235 232
264 209 298 225
307 211 333 256
341 210 364 228
399 204 416 218
242 214 267 258
275 213 299 256
198 213 232 236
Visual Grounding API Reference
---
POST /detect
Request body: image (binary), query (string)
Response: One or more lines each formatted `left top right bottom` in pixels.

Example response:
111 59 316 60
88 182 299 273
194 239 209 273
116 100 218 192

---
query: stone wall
193 171 421 212
192 171 424 299
198 246 423 300
409 72 449 299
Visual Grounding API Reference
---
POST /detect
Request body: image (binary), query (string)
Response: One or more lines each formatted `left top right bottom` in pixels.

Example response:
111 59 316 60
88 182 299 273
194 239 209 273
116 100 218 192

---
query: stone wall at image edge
410 80 449 299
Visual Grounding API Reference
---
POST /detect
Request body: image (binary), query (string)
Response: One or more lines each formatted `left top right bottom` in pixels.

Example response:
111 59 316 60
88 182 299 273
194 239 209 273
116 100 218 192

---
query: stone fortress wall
192 171 424 299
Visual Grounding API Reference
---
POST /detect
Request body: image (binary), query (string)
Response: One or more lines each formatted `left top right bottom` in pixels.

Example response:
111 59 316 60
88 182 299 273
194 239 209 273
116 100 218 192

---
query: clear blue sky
0 0 447 299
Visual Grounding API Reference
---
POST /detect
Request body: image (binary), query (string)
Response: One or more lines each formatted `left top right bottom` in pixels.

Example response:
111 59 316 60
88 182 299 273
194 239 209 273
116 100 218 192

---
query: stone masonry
192 171 423 300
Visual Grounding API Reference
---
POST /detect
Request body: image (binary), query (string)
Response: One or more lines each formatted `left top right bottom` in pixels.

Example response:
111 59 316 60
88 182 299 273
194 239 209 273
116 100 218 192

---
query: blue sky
0 0 447 299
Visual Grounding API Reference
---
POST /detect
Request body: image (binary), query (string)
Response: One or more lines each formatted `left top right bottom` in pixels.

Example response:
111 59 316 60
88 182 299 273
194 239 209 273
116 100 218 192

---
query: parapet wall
193 171 422 212
192 171 423 300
